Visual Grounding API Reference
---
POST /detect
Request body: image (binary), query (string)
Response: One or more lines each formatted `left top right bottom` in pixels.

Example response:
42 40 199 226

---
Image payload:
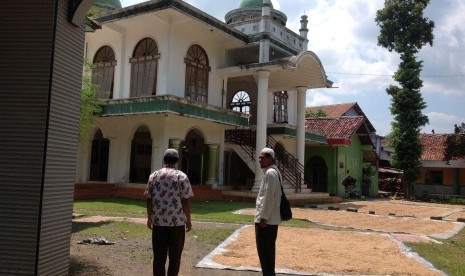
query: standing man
255 147 282 276
145 148 194 276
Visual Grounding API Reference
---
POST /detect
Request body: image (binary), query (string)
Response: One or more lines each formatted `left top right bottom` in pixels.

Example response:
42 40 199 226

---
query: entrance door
89 130 109 181
306 156 328 192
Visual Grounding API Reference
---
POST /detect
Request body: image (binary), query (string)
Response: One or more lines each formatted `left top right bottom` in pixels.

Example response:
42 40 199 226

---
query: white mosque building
77 0 333 198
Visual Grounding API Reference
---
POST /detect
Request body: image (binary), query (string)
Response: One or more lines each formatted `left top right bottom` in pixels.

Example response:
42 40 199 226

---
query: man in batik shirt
145 148 194 276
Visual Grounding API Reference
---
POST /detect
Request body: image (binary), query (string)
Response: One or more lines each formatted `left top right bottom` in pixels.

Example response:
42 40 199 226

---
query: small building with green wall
305 115 379 197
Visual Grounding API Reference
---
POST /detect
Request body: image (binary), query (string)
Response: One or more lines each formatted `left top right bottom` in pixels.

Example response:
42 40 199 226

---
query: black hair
164 156 179 165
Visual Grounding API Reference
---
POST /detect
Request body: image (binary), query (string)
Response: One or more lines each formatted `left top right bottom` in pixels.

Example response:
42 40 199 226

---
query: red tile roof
306 102 357 117
419 134 448 161
306 102 376 132
305 117 365 143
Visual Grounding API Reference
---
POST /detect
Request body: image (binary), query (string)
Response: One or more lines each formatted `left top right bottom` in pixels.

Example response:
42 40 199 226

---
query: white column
222 76 228 108
118 29 126 99
296 87 307 164
252 70 270 192
206 144 219 188
218 131 225 187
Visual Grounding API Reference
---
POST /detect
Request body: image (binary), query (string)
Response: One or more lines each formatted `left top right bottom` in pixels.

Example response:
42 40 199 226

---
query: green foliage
305 109 327 118
406 228 465 276
444 134 465 161
375 0 434 197
427 196 465 205
454 122 465 134
375 0 434 54
79 59 103 143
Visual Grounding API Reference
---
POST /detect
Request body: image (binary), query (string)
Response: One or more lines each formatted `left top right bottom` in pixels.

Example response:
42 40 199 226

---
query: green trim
100 95 249 127
267 126 327 144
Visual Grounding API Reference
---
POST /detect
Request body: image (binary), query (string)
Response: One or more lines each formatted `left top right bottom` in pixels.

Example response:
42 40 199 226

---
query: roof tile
306 102 357 117
419 134 448 161
305 117 365 139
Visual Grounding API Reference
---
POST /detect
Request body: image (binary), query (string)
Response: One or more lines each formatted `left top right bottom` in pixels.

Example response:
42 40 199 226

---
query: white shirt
255 164 282 225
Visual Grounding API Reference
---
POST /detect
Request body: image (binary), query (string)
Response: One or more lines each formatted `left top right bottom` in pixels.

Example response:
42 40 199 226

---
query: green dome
239 0 273 9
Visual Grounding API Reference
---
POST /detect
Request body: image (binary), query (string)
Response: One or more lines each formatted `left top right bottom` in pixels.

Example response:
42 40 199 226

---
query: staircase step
283 187 312 194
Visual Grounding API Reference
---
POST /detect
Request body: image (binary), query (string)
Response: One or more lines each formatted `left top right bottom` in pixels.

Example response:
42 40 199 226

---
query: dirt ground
70 199 465 275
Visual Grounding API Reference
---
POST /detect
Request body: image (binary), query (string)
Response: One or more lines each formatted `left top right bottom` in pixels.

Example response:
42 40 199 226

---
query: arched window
92 46 116 99
230 90 251 114
273 91 288 123
185 45 210 103
130 38 159 97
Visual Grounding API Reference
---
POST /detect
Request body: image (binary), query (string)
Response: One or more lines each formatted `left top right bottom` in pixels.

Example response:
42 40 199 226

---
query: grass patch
189 228 235 245
74 198 146 218
72 221 150 240
406 228 465 276
191 200 255 223
73 198 314 227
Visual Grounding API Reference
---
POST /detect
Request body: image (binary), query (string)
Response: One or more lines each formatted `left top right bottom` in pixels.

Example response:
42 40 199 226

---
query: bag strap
271 167 285 195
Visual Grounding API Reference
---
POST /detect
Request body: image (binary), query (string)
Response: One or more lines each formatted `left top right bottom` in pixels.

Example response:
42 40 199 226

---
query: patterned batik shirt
144 167 194 227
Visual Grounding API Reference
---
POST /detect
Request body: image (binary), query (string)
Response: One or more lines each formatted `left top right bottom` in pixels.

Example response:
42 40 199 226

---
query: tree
454 122 465 134
375 0 434 199
79 59 103 143
305 109 326 118
445 123 465 162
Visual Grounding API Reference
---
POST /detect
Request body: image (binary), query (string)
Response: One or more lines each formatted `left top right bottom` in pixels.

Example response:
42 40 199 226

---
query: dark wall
0 1 88 275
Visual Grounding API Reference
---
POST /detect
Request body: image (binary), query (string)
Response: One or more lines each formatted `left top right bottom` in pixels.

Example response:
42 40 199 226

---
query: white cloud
271 0 281 10
426 112 461 124
422 111 465 134
306 91 334 107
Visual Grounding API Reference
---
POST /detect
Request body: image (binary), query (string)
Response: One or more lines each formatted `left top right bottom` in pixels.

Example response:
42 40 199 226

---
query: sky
120 0 465 136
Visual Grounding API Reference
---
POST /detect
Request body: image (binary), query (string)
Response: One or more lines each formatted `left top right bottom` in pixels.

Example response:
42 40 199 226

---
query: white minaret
300 15 309 50
259 0 272 63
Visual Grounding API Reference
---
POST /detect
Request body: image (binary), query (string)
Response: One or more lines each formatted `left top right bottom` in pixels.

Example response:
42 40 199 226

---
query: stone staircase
225 129 312 195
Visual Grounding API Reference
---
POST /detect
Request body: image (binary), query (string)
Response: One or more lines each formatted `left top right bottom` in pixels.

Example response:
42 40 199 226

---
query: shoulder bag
275 168 292 221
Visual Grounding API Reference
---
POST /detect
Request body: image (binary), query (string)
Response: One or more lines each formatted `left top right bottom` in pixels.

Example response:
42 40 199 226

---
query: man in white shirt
255 147 282 276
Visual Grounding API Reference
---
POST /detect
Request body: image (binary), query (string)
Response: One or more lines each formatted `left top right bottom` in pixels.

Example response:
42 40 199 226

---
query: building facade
77 0 332 196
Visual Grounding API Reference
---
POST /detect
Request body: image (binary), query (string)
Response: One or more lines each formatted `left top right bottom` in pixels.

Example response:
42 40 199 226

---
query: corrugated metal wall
0 1 85 275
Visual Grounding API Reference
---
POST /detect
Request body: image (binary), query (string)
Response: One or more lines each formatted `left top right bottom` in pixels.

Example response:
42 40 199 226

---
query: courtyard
71 199 465 275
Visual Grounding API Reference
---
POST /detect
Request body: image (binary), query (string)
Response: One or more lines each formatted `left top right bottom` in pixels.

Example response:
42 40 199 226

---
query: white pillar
252 70 270 192
296 87 307 163
118 29 127 99
206 144 219 188
222 76 228 108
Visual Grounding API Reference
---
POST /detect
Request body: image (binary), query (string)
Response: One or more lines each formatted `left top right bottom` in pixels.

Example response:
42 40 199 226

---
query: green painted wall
335 135 362 196
305 146 337 194
306 135 378 197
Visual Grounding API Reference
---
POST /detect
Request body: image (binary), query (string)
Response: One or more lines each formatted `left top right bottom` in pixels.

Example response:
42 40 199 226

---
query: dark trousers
152 226 186 276
255 223 278 276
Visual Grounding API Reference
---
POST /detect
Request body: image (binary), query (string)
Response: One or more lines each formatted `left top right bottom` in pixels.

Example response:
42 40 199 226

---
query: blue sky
120 0 465 136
